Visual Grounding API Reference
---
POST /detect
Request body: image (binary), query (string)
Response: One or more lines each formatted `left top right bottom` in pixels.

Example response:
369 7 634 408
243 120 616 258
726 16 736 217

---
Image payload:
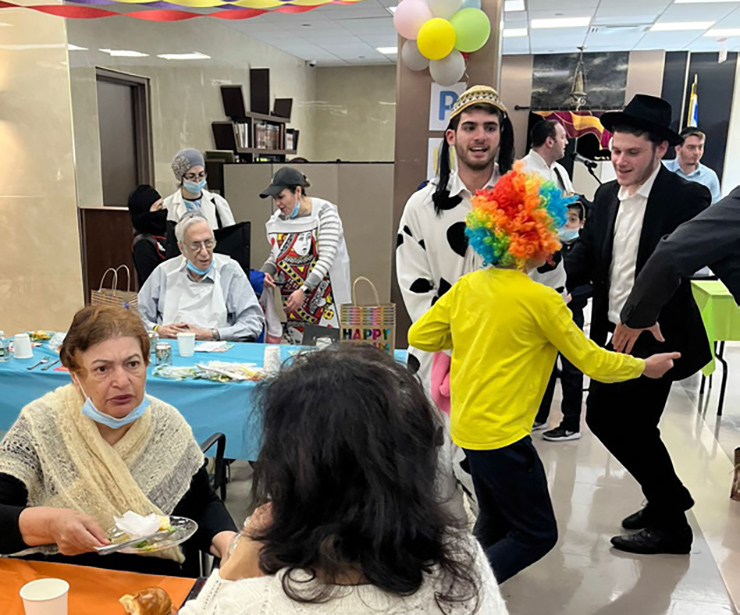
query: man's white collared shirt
520 150 574 194
608 164 661 325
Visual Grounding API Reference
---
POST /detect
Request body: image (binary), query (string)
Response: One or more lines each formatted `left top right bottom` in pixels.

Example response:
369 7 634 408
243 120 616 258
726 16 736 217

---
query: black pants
465 438 558 583
535 309 585 431
586 375 694 520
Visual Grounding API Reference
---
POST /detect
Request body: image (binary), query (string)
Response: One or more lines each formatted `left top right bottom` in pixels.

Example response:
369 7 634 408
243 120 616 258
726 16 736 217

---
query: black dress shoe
622 507 654 531
611 526 692 555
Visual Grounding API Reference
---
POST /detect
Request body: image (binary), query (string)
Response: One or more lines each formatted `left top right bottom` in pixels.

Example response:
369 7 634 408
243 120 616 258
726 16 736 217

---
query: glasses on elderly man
186 239 216 252
184 172 207 182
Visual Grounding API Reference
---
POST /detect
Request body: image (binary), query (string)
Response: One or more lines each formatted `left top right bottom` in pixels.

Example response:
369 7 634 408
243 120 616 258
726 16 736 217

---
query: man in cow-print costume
396 85 516 518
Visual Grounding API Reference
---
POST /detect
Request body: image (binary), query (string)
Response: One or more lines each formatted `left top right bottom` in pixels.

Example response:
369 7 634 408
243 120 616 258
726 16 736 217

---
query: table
0 342 408 461
0 558 195 614
691 280 740 415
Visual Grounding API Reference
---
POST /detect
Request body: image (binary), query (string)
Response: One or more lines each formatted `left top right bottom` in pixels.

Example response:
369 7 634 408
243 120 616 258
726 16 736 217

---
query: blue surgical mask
187 261 214 276
288 200 301 219
75 378 150 429
558 227 580 243
183 179 206 194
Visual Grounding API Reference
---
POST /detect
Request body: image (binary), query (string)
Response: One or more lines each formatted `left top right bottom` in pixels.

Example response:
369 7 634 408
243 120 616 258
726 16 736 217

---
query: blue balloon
460 0 481 8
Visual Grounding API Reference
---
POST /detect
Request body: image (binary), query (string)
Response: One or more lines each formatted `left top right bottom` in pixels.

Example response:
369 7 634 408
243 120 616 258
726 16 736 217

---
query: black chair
200 433 227 502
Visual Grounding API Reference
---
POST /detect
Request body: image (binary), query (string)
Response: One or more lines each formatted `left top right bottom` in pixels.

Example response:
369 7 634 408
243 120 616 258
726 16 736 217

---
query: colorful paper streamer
0 0 364 19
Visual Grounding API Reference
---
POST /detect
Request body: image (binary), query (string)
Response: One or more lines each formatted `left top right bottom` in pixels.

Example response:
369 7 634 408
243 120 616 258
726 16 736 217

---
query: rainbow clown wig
465 162 577 269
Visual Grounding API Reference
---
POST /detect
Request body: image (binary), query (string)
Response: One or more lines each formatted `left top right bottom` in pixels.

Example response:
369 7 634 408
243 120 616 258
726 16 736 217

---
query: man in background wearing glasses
138 212 264 342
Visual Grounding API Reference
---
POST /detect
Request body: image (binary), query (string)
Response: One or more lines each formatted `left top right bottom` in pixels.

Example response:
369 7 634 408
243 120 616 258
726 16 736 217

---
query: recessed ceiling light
531 17 591 29
99 49 149 57
377 46 398 54
157 52 211 60
650 21 714 31
386 6 397 14
504 0 524 11
67 44 87 51
503 28 528 38
704 28 740 37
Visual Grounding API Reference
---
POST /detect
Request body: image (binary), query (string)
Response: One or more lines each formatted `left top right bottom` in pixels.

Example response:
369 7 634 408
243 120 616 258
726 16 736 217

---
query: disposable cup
177 332 196 357
263 345 282 374
13 333 33 360
20 578 69 615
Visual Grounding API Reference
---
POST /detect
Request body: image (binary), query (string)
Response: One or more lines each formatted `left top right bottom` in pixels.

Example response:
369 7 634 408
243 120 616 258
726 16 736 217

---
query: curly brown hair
59 305 150 374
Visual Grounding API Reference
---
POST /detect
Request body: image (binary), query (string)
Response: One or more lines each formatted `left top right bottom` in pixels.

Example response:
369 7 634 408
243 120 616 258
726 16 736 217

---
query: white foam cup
177 332 196 357
13 333 33 359
20 578 69 615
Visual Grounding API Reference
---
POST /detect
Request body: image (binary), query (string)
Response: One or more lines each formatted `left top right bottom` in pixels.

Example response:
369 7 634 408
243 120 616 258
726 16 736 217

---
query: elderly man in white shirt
139 212 264 342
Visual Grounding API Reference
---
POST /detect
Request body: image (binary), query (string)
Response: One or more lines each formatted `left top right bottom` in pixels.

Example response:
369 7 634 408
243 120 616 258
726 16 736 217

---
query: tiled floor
223 343 740 614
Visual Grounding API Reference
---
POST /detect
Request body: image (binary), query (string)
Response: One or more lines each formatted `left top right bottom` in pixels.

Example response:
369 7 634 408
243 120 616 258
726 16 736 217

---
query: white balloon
429 50 466 86
428 0 462 19
401 40 430 72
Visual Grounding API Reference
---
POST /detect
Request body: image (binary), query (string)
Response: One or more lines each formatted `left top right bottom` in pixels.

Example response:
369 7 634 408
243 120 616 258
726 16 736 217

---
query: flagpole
686 74 698 128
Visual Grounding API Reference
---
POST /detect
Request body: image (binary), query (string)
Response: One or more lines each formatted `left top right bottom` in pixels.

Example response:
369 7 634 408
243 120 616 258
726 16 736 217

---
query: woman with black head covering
127 184 168 286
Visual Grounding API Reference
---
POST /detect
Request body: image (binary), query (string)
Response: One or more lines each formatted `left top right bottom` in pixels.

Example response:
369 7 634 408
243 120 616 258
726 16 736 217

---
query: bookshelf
211 80 299 163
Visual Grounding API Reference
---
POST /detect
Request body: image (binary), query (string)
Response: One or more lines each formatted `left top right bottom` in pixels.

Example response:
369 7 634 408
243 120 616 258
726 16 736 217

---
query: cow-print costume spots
396 170 499 387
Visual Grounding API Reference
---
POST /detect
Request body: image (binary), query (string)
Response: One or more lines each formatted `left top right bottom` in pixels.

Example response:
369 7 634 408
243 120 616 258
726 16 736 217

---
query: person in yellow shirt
408 165 680 583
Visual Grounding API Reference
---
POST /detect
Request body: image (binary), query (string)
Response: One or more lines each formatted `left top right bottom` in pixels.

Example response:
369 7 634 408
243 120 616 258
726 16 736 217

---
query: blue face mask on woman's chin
74 377 150 429
183 179 206 194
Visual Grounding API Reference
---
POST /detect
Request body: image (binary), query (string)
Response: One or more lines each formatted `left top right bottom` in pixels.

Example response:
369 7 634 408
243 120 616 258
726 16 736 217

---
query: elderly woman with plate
0 305 237 576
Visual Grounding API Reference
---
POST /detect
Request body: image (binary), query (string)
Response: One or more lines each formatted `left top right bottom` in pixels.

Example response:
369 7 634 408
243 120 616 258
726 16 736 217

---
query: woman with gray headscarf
164 148 235 230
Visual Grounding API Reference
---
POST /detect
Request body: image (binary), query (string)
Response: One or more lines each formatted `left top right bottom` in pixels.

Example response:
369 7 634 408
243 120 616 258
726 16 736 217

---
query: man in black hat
613 189 740 352
566 94 712 554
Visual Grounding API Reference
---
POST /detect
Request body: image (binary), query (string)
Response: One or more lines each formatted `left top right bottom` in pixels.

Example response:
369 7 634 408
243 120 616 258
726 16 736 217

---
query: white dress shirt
520 150 574 194
608 164 661 325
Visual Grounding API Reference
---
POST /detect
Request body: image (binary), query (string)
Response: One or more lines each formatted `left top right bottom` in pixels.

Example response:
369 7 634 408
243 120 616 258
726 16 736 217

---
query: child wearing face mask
533 200 592 442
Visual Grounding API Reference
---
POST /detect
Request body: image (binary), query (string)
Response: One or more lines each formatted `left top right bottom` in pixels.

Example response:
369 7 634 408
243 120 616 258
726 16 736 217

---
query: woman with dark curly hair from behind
181 344 507 614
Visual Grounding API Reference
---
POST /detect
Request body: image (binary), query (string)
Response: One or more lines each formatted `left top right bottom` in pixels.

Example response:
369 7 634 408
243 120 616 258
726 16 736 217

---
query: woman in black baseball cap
259 167 351 344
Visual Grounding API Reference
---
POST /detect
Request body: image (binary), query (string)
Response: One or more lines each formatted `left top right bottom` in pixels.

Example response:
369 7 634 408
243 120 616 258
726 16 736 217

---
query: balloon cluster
394 0 491 86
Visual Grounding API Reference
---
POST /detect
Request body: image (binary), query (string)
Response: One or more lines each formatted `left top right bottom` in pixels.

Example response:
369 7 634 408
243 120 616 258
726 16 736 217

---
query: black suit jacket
566 165 712 381
620 186 740 328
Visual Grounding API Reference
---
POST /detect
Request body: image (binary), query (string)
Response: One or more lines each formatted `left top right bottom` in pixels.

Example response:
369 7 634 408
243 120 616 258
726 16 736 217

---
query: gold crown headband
450 85 508 120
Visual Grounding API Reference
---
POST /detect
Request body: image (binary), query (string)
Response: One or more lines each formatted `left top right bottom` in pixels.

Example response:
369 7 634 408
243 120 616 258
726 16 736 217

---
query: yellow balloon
417 18 456 61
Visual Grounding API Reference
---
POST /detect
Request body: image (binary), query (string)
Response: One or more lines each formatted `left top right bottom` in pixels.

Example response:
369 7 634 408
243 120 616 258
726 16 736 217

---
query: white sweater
180 538 507 615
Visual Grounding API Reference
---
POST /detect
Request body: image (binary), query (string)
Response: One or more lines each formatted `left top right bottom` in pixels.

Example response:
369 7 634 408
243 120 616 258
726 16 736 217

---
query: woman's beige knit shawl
0 384 204 562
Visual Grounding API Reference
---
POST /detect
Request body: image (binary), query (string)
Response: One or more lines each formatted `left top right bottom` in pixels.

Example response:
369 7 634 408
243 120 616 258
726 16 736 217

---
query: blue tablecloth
0 343 407 461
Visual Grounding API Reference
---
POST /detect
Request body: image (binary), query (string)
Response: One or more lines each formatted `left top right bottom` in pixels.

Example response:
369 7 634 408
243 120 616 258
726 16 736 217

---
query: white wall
67 18 318 207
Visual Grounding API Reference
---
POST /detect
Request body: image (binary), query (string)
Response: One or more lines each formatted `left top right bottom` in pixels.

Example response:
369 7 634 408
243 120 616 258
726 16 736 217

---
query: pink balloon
394 0 434 40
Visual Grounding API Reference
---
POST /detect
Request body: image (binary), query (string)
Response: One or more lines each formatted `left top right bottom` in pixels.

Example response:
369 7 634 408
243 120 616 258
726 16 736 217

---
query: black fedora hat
600 94 683 146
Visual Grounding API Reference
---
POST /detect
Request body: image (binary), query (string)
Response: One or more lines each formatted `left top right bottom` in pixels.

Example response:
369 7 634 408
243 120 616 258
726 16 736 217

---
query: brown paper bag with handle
340 277 396 355
91 265 138 311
